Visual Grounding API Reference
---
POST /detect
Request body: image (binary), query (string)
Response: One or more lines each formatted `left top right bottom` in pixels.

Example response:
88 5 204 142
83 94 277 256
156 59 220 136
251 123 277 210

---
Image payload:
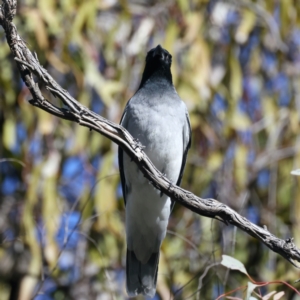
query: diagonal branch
1 0 300 269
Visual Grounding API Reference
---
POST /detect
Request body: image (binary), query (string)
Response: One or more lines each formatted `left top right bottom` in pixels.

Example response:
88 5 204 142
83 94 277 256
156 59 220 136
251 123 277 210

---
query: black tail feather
126 249 159 298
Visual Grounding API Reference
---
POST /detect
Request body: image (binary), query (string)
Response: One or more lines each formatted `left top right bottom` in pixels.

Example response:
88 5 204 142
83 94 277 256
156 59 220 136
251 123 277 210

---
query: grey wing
170 112 191 211
118 105 129 205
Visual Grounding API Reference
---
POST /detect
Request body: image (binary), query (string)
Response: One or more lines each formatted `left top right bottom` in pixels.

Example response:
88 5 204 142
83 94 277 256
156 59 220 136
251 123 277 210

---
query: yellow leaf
90 134 103 156
290 110 300 133
22 165 43 297
235 144 248 189
261 96 276 131
46 52 70 74
43 176 60 267
177 0 189 13
229 52 242 102
25 9 49 49
3 118 16 150
249 47 261 74
108 213 124 236
177 82 199 107
165 22 179 84
280 0 293 37
38 0 60 34
235 9 256 44
104 233 119 264
183 13 203 44
189 39 211 101
94 152 118 230
174 271 192 293
0 42 10 59
72 125 89 153
37 108 54 135
229 111 251 130
163 236 184 257
208 152 223 172
71 1 97 41
85 58 123 106
189 112 201 129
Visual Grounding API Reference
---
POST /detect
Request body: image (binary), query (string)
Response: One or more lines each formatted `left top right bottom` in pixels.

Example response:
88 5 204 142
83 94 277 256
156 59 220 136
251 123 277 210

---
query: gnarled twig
1 0 300 269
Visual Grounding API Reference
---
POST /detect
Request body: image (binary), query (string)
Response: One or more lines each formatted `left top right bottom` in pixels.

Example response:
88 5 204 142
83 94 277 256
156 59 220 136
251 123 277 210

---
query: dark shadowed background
1 0 300 299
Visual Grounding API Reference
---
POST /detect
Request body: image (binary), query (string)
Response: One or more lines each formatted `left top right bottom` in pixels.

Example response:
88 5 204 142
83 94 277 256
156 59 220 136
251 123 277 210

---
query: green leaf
245 282 259 300
262 291 277 300
220 255 249 276
273 291 285 300
291 169 300 176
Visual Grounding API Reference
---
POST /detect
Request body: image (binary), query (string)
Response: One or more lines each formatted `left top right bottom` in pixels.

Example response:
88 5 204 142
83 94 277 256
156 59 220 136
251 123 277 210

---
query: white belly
122 101 185 263
123 141 182 263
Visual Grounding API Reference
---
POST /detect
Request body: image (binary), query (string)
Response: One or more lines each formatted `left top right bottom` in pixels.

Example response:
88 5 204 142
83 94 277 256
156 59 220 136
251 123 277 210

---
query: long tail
126 249 160 298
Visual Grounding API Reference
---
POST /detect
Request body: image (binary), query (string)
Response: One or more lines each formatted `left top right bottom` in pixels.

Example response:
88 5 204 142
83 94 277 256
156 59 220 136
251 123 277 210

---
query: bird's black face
146 45 172 67
139 45 173 88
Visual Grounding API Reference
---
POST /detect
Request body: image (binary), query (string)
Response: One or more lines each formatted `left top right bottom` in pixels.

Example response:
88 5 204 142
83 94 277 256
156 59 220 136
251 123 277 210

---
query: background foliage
1 0 300 299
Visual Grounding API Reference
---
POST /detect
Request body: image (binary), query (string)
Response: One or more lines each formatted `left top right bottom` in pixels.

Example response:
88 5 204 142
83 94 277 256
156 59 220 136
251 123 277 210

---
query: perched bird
118 45 191 298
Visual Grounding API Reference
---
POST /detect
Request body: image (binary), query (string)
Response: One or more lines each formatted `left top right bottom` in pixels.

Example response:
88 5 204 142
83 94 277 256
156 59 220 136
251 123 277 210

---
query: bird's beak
153 44 164 58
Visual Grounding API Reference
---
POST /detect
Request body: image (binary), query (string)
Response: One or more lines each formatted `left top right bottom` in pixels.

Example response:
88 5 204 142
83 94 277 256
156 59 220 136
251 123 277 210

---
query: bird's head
139 45 173 88
146 44 172 66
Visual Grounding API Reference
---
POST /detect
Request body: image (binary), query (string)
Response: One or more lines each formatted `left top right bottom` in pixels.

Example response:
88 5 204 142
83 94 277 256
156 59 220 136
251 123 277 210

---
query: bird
118 44 191 298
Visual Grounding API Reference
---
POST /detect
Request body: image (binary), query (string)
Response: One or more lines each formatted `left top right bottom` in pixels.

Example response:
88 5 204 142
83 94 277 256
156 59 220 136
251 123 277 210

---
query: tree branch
1 0 300 268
